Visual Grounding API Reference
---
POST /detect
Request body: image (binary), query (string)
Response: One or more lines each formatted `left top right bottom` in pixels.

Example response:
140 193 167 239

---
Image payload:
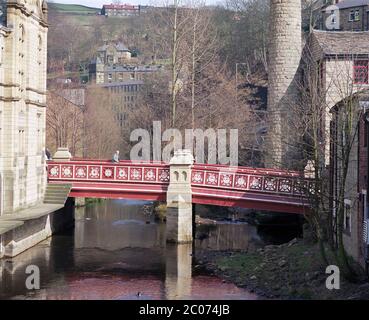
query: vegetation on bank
153 202 167 222
196 238 369 300
75 198 105 207
85 198 104 205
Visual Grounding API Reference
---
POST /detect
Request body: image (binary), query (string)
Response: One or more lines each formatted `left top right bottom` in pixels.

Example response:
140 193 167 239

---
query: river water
0 200 299 300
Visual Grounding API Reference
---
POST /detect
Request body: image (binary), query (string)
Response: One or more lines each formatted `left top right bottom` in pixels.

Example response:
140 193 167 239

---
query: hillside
48 3 100 15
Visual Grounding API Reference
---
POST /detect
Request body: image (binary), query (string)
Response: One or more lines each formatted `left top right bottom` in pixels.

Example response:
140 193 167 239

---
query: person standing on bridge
45 148 52 161
112 150 120 163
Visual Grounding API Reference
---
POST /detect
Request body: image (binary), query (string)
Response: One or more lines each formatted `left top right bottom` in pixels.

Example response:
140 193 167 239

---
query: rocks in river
288 238 298 247
264 245 275 252
142 204 153 216
278 259 287 267
195 215 217 225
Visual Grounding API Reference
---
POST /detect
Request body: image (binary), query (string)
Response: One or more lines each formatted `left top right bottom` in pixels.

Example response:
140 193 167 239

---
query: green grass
86 198 105 205
217 253 264 275
49 3 100 15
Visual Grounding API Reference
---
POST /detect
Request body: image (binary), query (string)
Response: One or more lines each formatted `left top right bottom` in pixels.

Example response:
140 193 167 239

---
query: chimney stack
265 0 302 169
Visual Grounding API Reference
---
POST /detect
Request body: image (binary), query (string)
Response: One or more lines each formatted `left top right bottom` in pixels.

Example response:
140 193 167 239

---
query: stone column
265 0 302 169
166 150 194 243
53 147 72 162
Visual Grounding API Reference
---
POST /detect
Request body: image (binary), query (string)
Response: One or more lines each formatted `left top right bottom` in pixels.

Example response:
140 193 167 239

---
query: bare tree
288 46 367 280
84 86 122 159
183 1 218 129
46 86 84 156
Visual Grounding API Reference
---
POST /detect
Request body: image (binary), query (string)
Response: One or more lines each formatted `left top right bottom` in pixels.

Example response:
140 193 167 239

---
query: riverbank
195 238 369 300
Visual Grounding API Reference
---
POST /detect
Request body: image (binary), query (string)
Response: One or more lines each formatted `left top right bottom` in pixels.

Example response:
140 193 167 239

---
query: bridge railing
47 160 313 198
191 163 313 198
47 160 170 185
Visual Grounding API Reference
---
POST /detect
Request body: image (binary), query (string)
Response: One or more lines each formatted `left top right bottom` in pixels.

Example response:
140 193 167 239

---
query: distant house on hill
90 42 161 84
89 41 162 129
101 3 148 17
322 0 369 31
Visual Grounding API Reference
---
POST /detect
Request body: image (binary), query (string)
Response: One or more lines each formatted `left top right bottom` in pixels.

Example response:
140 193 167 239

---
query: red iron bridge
47 159 312 214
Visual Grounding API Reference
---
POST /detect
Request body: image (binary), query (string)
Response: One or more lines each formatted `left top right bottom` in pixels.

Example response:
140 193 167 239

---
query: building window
354 60 369 84
18 129 25 155
355 10 360 21
349 10 355 21
350 9 360 21
108 73 112 81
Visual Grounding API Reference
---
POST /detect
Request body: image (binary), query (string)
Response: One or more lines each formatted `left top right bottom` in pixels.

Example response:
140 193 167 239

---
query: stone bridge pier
166 150 194 243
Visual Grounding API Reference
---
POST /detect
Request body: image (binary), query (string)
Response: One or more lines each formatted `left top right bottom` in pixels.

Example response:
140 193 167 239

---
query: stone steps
43 184 71 205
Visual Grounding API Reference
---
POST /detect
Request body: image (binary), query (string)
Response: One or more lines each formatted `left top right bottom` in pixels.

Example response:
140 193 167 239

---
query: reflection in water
0 200 261 300
165 244 192 300
195 222 263 251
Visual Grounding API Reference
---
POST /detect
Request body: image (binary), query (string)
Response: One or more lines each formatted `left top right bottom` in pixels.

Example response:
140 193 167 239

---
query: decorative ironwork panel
205 172 219 186
88 166 101 179
116 167 129 180
234 174 248 189
130 168 143 181
192 171 205 184
75 166 87 179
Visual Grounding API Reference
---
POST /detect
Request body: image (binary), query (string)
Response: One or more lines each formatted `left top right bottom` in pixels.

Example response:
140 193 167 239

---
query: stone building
269 0 369 267
323 0 369 31
0 0 48 214
91 42 161 85
310 31 369 267
101 80 143 128
330 94 369 268
302 30 369 269
101 4 140 17
94 42 132 82
90 41 162 129
0 1 76 260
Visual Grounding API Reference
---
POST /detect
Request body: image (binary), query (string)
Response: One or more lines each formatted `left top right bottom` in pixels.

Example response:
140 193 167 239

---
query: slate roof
98 42 130 52
335 0 369 9
312 30 369 55
103 4 138 10
100 80 144 87
104 65 162 72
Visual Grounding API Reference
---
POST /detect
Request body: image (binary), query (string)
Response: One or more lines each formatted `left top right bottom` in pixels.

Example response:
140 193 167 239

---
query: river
0 199 300 300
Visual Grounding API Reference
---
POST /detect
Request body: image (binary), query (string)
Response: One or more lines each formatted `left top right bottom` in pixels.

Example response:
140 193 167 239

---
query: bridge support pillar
166 150 194 243
53 147 72 162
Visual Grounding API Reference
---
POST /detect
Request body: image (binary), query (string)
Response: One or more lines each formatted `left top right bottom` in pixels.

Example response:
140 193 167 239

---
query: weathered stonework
266 0 302 169
0 0 48 214
166 150 194 243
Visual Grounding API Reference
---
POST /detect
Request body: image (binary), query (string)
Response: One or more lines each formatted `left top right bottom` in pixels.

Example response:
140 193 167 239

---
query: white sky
51 0 220 8
52 0 150 7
